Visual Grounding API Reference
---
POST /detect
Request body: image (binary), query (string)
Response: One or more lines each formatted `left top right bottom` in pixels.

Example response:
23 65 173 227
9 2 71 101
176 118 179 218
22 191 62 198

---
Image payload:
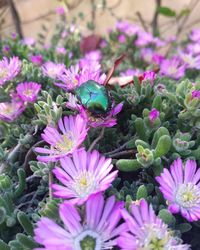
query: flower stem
88 127 105 152
49 171 53 200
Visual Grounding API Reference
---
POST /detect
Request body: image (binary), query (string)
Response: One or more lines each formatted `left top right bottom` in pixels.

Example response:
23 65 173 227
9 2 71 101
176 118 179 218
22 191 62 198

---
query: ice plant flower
189 28 200 42
56 64 80 91
56 6 65 15
42 61 65 79
78 102 123 128
16 82 41 103
149 108 160 122
120 68 143 77
118 34 126 43
56 46 67 55
191 89 200 99
117 199 190 250
179 51 200 69
160 57 186 80
0 57 21 85
22 37 35 46
30 55 43 66
156 158 200 222
52 149 118 204
142 71 156 85
116 20 139 36
56 65 106 91
0 101 25 122
34 192 125 250
35 115 88 162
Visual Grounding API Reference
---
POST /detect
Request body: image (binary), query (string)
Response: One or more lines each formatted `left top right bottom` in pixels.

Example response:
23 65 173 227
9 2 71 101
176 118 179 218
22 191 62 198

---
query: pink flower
52 149 118 204
142 71 156 85
56 65 106 91
56 47 67 55
120 68 143 77
22 37 35 46
42 61 65 79
179 50 200 69
16 82 41 103
34 193 125 250
116 21 140 36
0 57 21 86
189 28 200 42
160 57 185 79
149 108 160 122
156 158 200 222
56 6 65 15
30 55 43 66
192 89 200 99
118 199 190 249
78 102 123 128
118 34 126 43
35 115 88 162
0 101 25 122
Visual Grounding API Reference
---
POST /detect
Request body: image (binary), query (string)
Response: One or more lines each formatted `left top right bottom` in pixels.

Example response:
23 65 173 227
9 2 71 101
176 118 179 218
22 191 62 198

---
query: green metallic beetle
74 54 126 116
75 80 111 116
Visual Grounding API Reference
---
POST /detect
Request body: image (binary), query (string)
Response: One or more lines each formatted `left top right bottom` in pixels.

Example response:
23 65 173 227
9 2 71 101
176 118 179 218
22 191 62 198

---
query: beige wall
1 0 200 41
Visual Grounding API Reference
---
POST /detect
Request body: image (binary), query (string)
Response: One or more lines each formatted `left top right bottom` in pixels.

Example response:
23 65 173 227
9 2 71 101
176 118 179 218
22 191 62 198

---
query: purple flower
55 65 80 91
149 108 160 122
42 61 65 79
52 149 118 205
56 6 65 15
118 34 126 43
160 57 185 79
135 31 154 47
156 158 200 222
0 57 21 85
56 65 106 91
117 199 190 249
179 50 200 69
79 50 102 71
35 115 88 162
116 21 140 36
2 45 10 55
191 89 200 99
186 43 200 55
189 28 200 42
30 55 43 66
34 192 125 250
16 82 41 103
56 47 67 55
61 30 68 39
22 37 35 46
78 102 123 128
0 101 25 122
120 68 143 77
143 71 156 85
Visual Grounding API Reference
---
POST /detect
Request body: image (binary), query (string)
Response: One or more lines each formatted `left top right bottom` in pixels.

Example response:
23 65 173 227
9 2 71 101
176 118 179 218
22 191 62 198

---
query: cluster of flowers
34 111 194 249
2 13 200 249
0 57 41 122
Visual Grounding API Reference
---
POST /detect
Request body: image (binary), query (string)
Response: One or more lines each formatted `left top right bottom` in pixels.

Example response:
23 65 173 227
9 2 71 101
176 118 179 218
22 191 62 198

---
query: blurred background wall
0 0 200 41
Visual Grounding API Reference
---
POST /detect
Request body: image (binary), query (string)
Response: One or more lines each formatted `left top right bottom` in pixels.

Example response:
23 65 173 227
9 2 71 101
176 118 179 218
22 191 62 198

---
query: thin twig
7 0 23 38
49 171 53 200
151 0 161 36
136 11 148 32
88 127 105 152
104 141 133 156
107 149 135 158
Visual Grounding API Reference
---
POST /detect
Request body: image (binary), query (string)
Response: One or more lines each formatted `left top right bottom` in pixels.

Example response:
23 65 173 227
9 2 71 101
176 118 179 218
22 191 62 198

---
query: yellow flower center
70 171 97 198
53 134 74 154
23 89 33 97
0 69 8 78
176 183 200 208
